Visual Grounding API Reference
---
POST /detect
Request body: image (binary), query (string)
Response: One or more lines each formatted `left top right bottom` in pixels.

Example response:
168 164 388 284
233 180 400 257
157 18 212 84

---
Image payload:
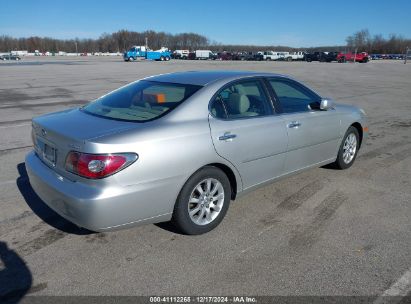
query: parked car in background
210 52 218 60
188 52 196 60
260 51 281 61
173 50 190 59
252 52 264 61
304 52 322 62
232 52 246 61
320 52 339 62
195 50 214 60
388 54 403 60
217 52 233 60
235 52 247 60
26 71 368 235
284 51 305 61
276 52 288 61
304 52 338 62
240 52 264 61
337 52 369 63
1 54 21 61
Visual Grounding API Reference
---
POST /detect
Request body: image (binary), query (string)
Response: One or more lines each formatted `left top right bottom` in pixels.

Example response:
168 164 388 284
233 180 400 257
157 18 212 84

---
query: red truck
337 52 370 63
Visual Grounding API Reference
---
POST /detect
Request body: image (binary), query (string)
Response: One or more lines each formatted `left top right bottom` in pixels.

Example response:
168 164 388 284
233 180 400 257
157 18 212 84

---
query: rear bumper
25 151 173 231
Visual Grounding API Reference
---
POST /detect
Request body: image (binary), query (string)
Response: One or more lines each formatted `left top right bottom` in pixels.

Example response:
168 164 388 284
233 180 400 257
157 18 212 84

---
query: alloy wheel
188 178 224 225
343 133 357 164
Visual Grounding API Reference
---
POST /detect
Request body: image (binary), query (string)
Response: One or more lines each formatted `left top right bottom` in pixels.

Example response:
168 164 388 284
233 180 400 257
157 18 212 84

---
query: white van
195 50 213 60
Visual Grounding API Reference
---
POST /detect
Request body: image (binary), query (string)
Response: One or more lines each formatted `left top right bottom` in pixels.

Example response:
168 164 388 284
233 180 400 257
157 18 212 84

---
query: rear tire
171 166 231 235
160 56 165 61
333 126 360 169
165 56 170 61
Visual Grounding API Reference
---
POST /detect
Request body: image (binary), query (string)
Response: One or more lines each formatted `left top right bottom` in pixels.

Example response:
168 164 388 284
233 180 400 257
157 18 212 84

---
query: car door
267 77 341 173
208 78 288 189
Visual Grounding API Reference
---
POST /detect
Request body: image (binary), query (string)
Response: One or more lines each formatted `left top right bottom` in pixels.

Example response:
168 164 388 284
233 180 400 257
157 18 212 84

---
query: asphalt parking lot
0 57 411 300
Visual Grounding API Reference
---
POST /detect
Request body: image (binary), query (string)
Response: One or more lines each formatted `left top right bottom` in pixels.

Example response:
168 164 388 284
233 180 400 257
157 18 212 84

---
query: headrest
228 93 250 114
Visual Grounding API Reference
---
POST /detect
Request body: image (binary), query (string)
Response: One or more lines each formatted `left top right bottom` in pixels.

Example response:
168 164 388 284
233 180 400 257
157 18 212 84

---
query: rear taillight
65 152 138 179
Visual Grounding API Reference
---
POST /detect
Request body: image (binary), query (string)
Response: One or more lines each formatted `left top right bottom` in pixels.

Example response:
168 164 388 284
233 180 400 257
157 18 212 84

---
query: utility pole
405 47 409 64
353 48 357 63
75 41 78 56
145 37 148 59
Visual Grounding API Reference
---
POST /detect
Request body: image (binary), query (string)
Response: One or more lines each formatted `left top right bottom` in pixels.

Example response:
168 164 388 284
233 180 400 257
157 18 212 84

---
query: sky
1 0 410 47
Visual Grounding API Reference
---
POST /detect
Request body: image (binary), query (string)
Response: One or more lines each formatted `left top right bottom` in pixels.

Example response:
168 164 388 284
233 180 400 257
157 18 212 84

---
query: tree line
346 29 410 54
0 30 209 53
0 29 409 54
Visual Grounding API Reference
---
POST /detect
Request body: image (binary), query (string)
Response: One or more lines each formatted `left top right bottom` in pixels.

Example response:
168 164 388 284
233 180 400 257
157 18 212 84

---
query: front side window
83 81 202 122
268 79 321 113
210 80 272 119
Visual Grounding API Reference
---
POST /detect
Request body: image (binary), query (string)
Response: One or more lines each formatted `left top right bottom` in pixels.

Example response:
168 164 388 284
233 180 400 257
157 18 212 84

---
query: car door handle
287 121 302 128
219 132 237 141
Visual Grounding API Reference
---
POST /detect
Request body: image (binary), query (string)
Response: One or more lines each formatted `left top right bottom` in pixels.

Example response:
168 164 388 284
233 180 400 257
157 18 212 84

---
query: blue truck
124 46 172 62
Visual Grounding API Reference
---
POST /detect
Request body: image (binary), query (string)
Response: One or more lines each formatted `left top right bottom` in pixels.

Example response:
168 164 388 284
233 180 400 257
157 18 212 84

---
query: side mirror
320 98 335 110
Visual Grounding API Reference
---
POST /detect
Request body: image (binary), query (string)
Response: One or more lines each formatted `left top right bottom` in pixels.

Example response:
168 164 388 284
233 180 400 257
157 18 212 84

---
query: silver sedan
25 71 368 234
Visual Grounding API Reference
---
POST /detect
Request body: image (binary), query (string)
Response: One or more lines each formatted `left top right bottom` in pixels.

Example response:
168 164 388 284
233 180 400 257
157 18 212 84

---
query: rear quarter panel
87 116 241 218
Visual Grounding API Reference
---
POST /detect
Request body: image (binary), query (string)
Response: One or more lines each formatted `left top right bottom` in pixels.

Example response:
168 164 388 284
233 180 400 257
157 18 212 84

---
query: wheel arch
181 162 239 200
350 122 363 148
204 163 238 200
178 161 241 203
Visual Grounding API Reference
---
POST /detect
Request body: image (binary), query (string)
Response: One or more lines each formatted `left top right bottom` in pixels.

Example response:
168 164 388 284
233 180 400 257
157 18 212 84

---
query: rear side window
269 79 321 113
82 81 202 122
210 80 272 119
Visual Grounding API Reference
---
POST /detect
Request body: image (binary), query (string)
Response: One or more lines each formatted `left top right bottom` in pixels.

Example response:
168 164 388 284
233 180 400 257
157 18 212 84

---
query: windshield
82 81 202 122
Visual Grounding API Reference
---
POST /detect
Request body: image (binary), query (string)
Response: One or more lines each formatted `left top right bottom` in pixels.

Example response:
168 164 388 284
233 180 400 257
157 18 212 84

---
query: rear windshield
82 81 202 122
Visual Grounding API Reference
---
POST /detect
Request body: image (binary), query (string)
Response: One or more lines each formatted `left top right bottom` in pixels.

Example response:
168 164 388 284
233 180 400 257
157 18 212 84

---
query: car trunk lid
32 108 138 179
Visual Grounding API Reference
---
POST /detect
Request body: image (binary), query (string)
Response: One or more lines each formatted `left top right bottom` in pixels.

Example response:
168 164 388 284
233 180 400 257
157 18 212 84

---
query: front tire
171 166 231 235
334 126 360 169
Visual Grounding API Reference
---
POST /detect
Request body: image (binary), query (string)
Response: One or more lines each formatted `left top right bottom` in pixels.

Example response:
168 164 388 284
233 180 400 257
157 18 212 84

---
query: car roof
143 70 286 86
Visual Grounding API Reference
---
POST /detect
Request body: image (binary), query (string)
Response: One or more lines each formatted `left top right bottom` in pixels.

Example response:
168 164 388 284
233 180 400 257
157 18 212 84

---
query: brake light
65 152 138 179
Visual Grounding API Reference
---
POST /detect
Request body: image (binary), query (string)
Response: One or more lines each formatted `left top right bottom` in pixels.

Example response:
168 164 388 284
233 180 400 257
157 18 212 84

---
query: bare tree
345 29 410 54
